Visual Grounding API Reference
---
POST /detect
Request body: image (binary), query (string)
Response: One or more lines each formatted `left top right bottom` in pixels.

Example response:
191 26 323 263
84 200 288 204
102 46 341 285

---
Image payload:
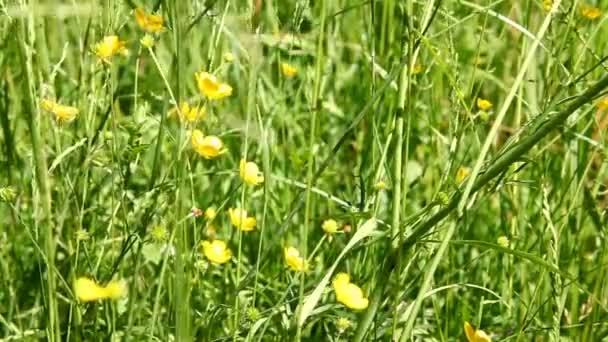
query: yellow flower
336 317 352 332
228 207 256 231
134 7 165 33
41 99 79 123
195 72 233 100
205 207 217 220
464 321 492 342
322 219 340 234
581 4 602 19
172 102 206 124
543 0 553 11
456 166 471 184
497 236 510 248
140 34 155 48
151 225 168 243
191 130 226 159
412 63 423 75
333 272 368 310
373 180 388 191
240 159 264 186
74 277 126 302
201 240 232 264
476 98 492 111
284 246 308 272
598 97 608 110
94 35 128 62
281 63 297 77
223 52 235 62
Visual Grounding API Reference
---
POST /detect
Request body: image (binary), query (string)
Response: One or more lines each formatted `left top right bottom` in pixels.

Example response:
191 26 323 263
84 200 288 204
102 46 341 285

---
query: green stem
296 0 326 339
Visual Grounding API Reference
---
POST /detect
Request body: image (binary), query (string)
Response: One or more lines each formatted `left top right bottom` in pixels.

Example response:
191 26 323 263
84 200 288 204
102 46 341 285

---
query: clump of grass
2 1 608 341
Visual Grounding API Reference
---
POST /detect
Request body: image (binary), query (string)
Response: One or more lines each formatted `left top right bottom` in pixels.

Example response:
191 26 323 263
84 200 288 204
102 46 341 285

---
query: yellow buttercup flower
476 98 492 111
134 7 165 33
464 321 492 342
284 246 308 272
41 99 79 123
201 240 232 264
581 4 602 19
543 0 553 11
281 63 297 77
172 102 205 124
333 272 368 310
228 208 256 231
205 207 217 220
195 72 233 100
322 219 339 234
140 34 155 48
240 159 264 186
74 277 126 302
597 97 608 110
94 35 128 62
191 130 226 159
456 166 471 184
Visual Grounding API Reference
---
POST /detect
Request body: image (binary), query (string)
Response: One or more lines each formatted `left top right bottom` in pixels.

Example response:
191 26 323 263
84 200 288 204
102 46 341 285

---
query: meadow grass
2 0 608 341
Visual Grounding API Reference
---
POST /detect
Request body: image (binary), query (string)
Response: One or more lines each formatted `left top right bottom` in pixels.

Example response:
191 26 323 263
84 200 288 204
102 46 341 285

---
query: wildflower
543 0 553 11
195 72 233 100
41 99 79 123
581 4 602 19
229 208 256 231
140 34 155 48
336 317 352 333
205 207 217 220
240 159 264 186
191 130 226 159
134 7 165 33
223 52 235 63
598 97 608 110
94 35 128 62
284 246 308 272
172 102 205 124
281 63 297 77
464 321 492 342
201 240 232 264
191 207 203 217
374 180 388 191
476 98 492 111
74 277 126 302
456 166 471 184
412 63 423 75
333 272 369 310
322 219 340 234
151 225 169 243
497 236 510 248
206 225 217 239
246 307 261 321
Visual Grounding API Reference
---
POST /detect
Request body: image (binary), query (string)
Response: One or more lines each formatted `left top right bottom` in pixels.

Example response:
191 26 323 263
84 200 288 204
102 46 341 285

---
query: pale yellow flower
228 208 256 231
223 52 235 62
497 236 510 248
284 246 308 272
195 72 233 100
281 63 297 77
543 0 553 11
333 272 368 310
597 97 608 110
94 35 128 62
240 159 264 186
205 207 217 220
41 99 79 123
134 7 165 33
201 240 232 264
191 130 226 159
322 219 340 234
172 102 205 124
140 34 155 48
464 321 492 342
581 4 602 19
476 98 492 111
336 317 352 333
456 166 471 184
74 277 126 302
